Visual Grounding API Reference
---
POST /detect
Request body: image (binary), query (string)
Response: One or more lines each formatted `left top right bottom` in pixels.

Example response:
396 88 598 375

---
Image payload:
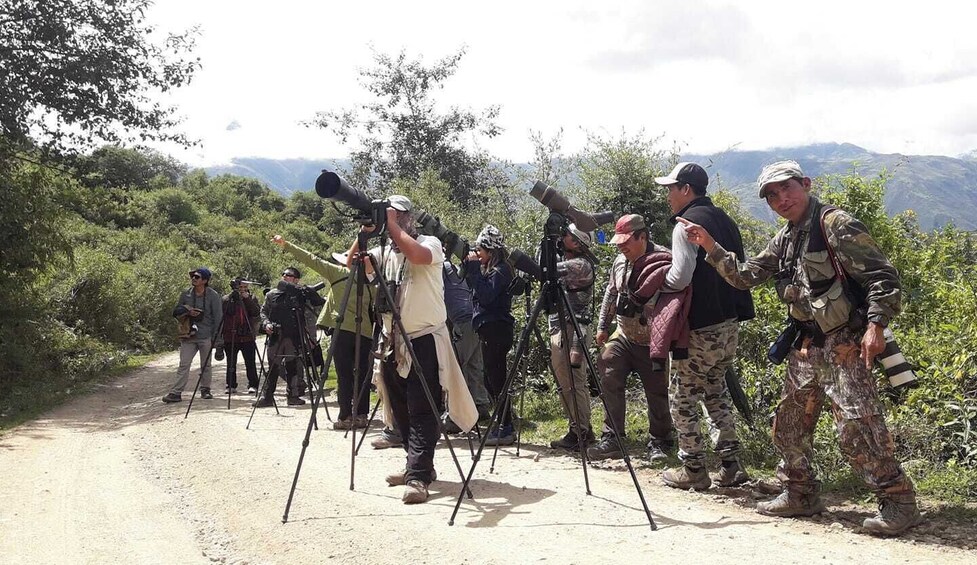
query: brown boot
756 490 826 517
402 480 429 504
862 493 922 536
713 459 750 487
662 465 711 491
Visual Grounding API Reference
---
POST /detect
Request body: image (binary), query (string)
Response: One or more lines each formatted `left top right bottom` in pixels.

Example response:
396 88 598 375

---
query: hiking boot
442 417 462 434
862 496 922 536
371 428 402 449
161 392 182 403
386 468 437 487
200 388 213 400
713 459 750 487
402 480 429 504
646 442 669 463
756 490 826 517
485 424 515 446
353 415 370 429
333 418 353 430
662 465 712 491
252 396 274 408
587 434 624 460
287 396 306 406
549 429 594 451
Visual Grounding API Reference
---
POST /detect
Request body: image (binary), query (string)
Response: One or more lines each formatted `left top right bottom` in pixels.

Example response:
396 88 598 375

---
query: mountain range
204 143 977 230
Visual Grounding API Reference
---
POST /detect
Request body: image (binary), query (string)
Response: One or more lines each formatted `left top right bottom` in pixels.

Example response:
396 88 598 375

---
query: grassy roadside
0 352 156 434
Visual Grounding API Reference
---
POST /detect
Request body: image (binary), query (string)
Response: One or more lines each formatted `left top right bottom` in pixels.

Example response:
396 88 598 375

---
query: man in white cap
654 162 755 491
346 195 476 505
677 160 920 536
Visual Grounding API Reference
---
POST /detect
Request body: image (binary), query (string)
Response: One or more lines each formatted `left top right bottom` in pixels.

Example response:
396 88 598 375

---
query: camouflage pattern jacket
548 254 595 335
705 196 901 330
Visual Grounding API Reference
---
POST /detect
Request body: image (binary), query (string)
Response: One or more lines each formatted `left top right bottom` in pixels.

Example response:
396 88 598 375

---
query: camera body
375 280 401 314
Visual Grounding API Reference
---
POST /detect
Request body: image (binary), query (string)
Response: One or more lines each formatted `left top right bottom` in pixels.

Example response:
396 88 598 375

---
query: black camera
276 280 326 307
616 292 642 320
416 209 470 262
315 170 390 230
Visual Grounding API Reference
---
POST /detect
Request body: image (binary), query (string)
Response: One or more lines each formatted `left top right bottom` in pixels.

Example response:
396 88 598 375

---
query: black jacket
674 197 755 330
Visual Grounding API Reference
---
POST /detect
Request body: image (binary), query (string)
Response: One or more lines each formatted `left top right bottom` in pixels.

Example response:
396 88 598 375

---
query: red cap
609 214 646 244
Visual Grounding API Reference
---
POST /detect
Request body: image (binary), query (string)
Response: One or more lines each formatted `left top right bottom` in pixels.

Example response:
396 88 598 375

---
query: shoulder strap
818 206 844 281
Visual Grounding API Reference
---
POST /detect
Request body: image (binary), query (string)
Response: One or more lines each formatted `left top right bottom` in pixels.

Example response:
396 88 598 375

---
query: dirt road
1 352 973 564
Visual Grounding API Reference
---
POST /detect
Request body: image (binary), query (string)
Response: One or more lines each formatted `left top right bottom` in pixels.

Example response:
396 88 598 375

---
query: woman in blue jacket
464 225 516 445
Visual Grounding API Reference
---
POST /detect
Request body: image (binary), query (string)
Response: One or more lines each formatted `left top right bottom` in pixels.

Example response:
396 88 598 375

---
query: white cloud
146 0 977 166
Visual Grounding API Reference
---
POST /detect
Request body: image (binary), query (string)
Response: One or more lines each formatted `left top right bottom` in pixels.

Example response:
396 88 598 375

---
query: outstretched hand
675 217 716 251
271 234 286 248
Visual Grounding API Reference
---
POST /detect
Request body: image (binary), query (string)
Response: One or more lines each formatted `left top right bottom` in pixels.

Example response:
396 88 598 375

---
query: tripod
184 316 224 419
449 213 657 530
246 335 279 428
282 228 472 523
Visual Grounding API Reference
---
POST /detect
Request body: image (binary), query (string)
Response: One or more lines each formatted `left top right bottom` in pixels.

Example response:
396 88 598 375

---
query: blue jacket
464 259 515 330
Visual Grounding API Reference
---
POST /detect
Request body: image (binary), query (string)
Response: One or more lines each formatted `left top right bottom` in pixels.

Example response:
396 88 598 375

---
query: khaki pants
550 323 592 435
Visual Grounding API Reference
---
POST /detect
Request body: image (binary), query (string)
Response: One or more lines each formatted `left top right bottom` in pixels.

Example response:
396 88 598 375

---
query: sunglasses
190 274 202 280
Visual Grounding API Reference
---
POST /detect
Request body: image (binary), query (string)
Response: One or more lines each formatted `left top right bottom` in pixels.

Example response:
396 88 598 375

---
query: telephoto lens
877 328 918 389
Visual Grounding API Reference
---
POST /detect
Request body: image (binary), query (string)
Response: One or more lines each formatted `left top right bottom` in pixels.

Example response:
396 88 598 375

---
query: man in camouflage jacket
677 160 920 536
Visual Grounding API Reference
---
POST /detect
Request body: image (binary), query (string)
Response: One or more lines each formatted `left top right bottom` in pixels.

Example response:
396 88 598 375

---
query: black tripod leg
355 395 382 456
282 257 363 521
184 318 224 419
557 287 657 530
449 288 548 525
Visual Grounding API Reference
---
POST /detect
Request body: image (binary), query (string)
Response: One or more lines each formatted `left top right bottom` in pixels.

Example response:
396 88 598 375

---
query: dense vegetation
1 5 974 504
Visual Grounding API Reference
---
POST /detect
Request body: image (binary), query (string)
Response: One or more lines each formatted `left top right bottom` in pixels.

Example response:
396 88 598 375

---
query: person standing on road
678 160 920 536
654 162 755 491
163 267 222 403
588 214 675 463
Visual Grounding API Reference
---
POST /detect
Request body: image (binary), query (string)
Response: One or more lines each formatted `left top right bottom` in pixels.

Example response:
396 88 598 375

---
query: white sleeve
665 223 697 291
420 236 445 265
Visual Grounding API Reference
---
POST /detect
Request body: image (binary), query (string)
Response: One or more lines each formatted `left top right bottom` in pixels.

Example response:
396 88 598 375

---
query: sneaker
386 468 437 487
862 496 922 536
161 392 182 403
713 459 750 487
247 387 258 395
252 396 274 408
485 424 515 446
224 386 231 393
230 387 238 394
333 418 353 430
353 415 370 429
646 443 669 463
287 396 306 406
402 480 429 504
371 428 403 449
200 388 214 400
587 434 625 460
662 465 712 491
756 490 826 517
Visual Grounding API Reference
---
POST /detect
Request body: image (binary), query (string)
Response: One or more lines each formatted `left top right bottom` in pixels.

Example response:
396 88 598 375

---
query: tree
307 48 502 204
0 0 199 155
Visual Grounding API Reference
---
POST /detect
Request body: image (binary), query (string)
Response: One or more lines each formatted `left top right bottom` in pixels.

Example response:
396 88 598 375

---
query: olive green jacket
283 242 374 338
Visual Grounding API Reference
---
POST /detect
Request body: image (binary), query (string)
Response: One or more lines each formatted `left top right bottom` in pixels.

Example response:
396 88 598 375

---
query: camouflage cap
610 214 646 244
757 160 806 197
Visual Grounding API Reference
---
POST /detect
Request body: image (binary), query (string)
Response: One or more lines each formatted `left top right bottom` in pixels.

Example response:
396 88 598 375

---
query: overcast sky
148 0 977 166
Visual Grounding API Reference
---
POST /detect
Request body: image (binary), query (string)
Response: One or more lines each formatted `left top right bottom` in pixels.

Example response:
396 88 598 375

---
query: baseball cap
655 162 709 191
609 214 647 244
756 160 806 197
388 195 412 212
189 267 212 280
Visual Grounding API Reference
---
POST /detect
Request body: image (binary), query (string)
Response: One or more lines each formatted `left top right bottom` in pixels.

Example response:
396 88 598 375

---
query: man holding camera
655 162 755 491
678 160 920 536
548 224 597 451
254 267 309 407
163 267 222 403
218 279 261 394
589 214 675 462
347 195 476 504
